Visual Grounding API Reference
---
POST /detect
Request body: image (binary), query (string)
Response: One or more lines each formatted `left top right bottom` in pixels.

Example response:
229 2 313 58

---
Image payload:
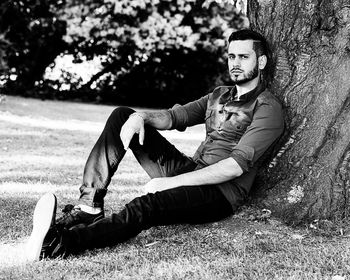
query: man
26 29 284 261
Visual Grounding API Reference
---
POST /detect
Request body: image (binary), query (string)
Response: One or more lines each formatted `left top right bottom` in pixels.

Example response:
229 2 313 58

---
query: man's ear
258 55 267 70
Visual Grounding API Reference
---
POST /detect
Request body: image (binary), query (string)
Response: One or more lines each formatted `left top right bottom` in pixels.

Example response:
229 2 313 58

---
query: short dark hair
228 29 269 58
228 29 273 83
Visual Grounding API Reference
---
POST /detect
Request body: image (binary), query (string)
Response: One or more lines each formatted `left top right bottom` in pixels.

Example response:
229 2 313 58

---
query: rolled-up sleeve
168 95 208 131
230 102 284 172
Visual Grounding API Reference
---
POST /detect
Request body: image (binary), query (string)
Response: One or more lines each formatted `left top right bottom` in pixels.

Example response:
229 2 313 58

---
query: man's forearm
171 157 243 187
137 110 172 130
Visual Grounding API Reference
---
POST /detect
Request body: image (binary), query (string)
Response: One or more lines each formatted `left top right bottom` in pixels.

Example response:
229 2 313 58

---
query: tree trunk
248 0 350 224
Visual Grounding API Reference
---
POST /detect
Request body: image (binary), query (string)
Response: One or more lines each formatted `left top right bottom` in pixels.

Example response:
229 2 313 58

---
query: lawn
0 95 349 280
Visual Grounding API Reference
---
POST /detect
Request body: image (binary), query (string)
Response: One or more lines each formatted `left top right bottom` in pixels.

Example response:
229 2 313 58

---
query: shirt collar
230 81 266 102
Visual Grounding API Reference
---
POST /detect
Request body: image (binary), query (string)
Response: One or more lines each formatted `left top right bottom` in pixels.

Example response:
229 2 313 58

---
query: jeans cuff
79 186 106 208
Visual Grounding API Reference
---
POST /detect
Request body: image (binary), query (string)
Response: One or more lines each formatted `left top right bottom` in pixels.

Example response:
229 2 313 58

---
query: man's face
227 40 259 85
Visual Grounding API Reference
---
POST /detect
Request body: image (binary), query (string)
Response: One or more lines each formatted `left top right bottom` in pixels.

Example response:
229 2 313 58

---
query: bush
2 0 248 106
0 0 66 96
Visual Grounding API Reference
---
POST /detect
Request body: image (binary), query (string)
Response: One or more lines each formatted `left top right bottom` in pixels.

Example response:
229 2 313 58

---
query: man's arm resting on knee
136 110 173 130
144 157 243 193
120 110 172 149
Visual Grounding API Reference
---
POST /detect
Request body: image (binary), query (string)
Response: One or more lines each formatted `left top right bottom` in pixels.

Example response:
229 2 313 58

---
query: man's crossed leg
26 107 233 260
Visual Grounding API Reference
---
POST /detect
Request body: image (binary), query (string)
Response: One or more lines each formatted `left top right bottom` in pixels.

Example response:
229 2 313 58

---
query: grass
0 95 349 279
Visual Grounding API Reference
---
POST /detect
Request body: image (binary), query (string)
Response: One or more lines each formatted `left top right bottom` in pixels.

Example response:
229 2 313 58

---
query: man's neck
235 76 260 98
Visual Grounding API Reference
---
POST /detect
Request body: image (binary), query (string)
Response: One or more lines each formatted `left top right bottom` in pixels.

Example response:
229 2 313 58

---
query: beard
230 64 259 85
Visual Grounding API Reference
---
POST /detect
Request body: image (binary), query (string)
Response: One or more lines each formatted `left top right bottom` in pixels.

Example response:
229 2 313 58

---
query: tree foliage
0 0 247 106
0 0 66 95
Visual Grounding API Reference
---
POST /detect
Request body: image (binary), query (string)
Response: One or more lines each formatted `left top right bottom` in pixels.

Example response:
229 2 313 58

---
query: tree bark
248 0 350 223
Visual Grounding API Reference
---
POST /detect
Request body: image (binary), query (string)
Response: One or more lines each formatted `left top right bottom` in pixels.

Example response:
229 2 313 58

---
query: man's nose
231 57 241 67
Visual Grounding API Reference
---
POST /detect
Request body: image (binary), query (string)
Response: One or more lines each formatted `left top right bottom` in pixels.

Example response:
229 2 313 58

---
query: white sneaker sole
26 193 57 262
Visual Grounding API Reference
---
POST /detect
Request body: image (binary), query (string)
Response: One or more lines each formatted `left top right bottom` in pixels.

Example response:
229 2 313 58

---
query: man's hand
120 113 145 150
144 177 179 193
143 158 243 193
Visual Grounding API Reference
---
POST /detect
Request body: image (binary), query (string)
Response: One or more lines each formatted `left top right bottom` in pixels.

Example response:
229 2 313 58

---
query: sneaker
26 193 69 261
40 224 68 260
56 204 104 229
26 193 55 261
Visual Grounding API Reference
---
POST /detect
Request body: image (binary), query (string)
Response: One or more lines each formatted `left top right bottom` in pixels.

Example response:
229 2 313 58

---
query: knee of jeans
108 106 135 124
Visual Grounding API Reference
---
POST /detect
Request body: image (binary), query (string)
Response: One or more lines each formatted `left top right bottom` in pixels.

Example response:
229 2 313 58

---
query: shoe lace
56 204 82 225
62 204 78 214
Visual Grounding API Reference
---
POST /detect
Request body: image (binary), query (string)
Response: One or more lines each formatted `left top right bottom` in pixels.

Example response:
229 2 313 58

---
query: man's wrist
130 112 145 122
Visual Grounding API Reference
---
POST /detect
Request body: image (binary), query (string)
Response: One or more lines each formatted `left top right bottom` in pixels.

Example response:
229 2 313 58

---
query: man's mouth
230 69 243 74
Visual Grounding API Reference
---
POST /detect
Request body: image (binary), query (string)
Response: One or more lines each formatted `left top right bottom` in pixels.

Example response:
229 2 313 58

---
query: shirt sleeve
168 95 209 131
230 101 284 172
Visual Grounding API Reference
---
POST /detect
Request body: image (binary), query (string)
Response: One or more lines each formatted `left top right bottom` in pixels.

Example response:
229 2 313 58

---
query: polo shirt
168 82 284 208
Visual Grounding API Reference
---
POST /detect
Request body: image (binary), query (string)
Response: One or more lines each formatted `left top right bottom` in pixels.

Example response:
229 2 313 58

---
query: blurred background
0 0 248 108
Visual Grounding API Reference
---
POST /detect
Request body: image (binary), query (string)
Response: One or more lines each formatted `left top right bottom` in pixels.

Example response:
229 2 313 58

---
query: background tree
43 0 247 106
249 0 350 224
0 0 66 96
0 0 246 106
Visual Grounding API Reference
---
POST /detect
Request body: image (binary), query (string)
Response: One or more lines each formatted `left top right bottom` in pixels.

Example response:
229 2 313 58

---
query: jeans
79 106 197 208
68 107 234 252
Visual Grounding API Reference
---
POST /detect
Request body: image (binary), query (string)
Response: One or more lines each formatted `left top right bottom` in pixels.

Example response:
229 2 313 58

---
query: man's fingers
139 125 145 145
122 137 131 150
120 126 133 150
120 115 144 149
